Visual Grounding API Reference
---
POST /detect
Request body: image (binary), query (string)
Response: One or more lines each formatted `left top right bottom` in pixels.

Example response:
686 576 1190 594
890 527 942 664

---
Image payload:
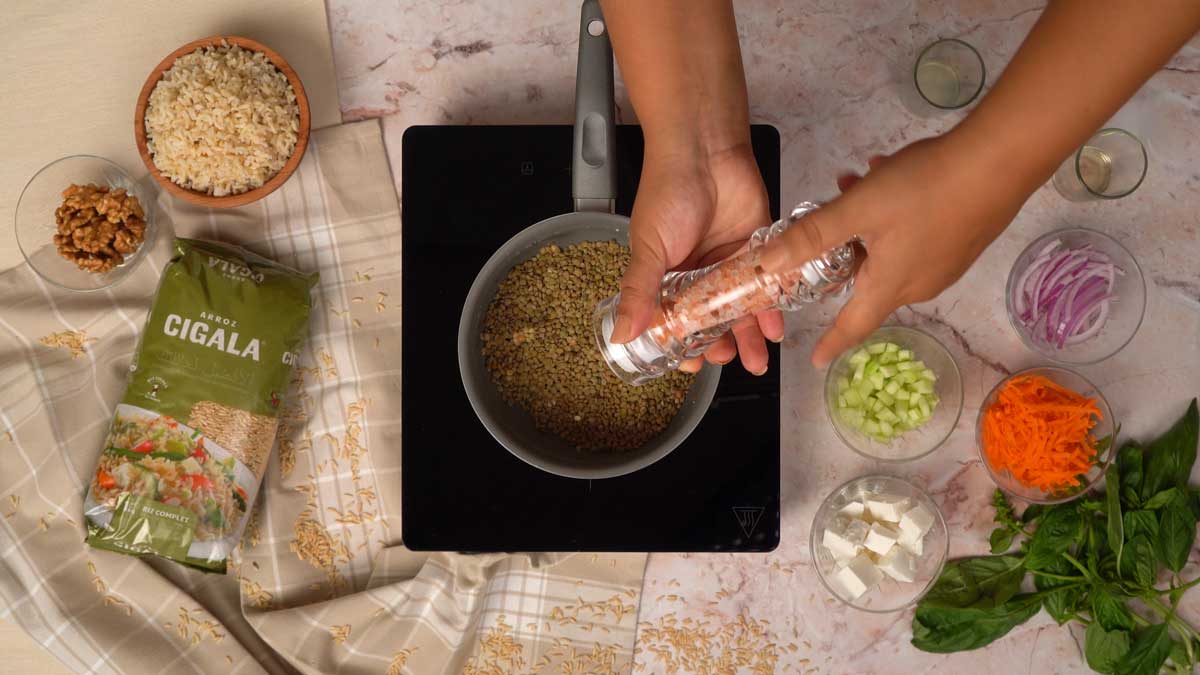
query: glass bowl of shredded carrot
976 367 1115 503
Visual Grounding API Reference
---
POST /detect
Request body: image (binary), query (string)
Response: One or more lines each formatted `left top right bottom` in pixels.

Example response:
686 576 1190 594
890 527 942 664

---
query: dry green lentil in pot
481 241 694 451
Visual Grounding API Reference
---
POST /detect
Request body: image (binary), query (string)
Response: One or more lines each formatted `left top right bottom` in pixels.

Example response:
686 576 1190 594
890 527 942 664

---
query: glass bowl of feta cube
810 474 949 612
824 326 963 461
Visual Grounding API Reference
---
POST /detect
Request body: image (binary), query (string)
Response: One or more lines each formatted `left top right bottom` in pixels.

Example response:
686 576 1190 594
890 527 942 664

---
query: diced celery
884 380 901 396
864 420 881 435
834 340 939 442
867 343 887 355
872 398 885 412
848 349 870 366
875 390 895 406
838 394 847 408
843 389 863 407
918 398 931 418
908 408 922 422
869 373 885 390
877 408 899 423
878 365 898 378
856 380 875 397
894 399 909 415
879 352 898 365
911 360 926 371
898 371 920 384
879 420 894 436
913 380 934 395
885 342 900 353
896 361 915 372
838 376 851 392
897 349 913 361
852 363 865 382
920 368 937 382
864 360 880 377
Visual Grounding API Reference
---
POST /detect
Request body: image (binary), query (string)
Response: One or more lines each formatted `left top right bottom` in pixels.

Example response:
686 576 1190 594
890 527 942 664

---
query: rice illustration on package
84 238 317 572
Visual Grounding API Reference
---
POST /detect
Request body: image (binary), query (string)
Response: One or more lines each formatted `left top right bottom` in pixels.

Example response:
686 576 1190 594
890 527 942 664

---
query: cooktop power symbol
732 507 765 538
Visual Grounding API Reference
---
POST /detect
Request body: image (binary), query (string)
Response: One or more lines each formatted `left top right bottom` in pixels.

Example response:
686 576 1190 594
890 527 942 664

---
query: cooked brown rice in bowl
144 41 300 197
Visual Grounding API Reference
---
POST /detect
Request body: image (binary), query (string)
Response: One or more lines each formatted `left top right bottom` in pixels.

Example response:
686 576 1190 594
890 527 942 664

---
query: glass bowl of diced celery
809 474 949 612
824 326 963 462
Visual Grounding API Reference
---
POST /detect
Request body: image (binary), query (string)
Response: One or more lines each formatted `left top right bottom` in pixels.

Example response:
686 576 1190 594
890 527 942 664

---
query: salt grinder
593 202 864 385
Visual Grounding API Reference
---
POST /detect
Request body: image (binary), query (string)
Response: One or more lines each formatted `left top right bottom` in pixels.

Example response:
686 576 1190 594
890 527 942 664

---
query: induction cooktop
400 124 781 552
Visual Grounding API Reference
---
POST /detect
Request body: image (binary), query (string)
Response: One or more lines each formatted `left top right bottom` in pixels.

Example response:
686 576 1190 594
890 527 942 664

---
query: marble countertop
328 0 1200 672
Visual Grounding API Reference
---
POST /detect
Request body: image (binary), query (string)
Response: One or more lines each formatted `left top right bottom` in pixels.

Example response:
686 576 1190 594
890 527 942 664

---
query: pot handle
572 0 617 214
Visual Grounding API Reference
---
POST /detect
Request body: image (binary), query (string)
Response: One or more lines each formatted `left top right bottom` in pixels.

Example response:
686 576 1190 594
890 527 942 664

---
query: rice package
85 238 317 572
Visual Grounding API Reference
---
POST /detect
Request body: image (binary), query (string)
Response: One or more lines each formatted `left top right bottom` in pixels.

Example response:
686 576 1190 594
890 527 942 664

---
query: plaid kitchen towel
0 119 648 675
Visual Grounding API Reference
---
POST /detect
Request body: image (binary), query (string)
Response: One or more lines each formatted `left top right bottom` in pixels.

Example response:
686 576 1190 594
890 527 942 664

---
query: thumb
611 230 667 343
811 281 893 368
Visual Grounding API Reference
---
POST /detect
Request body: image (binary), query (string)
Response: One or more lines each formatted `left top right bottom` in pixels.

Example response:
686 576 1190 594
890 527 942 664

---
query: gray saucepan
456 0 719 480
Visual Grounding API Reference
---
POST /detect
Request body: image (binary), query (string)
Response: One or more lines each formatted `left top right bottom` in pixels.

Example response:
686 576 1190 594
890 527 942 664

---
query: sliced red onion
1012 238 1122 350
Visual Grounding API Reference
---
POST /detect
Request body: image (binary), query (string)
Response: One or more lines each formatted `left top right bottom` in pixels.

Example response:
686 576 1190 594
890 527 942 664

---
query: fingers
611 231 667 343
837 173 861 193
679 357 705 374
732 317 769 375
701 333 736 367
811 288 894 368
756 308 785 343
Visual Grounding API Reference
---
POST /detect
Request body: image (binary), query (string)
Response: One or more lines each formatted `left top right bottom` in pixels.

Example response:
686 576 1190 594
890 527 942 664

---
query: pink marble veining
326 1 1200 672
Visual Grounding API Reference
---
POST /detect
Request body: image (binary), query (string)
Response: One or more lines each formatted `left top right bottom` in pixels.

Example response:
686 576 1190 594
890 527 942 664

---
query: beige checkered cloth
0 120 647 675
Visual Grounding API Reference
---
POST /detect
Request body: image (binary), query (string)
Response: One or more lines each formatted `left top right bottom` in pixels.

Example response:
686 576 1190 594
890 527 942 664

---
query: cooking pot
456 0 720 479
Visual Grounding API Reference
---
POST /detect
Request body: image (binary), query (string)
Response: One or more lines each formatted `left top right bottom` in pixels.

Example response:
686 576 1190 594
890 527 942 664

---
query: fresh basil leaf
1118 442 1145 508
911 594 1041 653
1035 556 1084 624
989 527 1015 554
1021 503 1045 523
922 556 1026 609
1165 640 1191 674
1119 536 1157 588
1155 498 1197 573
1123 510 1159 541
1106 466 1124 573
1114 623 1173 675
1191 488 1200 521
1091 586 1136 632
1142 400 1199 501
1086 622 1132 674
1027 505 1083 570
1143 487 1183 510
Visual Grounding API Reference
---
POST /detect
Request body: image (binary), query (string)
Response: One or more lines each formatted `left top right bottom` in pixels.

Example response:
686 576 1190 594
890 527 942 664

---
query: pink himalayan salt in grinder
593 202 864 385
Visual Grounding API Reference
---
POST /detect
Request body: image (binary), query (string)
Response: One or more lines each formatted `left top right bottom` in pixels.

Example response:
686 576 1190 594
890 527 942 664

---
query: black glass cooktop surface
401 124 781 552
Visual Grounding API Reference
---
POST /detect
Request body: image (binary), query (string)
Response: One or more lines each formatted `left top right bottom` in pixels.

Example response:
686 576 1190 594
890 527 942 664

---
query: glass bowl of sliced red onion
1006 228 1145 364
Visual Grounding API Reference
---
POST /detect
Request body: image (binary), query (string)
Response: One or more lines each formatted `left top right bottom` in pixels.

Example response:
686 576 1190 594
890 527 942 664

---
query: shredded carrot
981 374 1103 494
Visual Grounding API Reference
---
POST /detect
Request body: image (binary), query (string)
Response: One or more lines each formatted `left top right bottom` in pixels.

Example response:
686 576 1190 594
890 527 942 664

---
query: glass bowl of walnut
16 155 158 291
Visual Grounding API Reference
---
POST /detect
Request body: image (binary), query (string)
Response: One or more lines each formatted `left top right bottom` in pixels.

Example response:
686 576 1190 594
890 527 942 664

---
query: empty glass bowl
1005 228 1145 365
15 155 157 292
977 366 1116 504
825 326 963 461
809 474 949 612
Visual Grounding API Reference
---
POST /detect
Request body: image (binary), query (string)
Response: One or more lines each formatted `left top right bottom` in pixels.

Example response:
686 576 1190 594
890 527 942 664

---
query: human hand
609 141 783 375
778 133 1028 368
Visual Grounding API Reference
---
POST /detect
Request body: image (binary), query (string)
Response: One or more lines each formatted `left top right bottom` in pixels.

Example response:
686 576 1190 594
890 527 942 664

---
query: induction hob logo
732 507 765 538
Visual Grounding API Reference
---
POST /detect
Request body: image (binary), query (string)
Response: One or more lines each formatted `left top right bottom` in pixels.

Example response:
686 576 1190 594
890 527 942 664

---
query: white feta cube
899 504 936 540
865 494 912 523
864 521 900 556
838 500 866 518
877 546 918 582
898 528 925 556
832 553 884 600
823 517 869 561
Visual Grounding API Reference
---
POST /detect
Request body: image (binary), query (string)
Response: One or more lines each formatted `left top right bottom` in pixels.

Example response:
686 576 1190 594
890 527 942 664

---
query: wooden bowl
134 36 311 209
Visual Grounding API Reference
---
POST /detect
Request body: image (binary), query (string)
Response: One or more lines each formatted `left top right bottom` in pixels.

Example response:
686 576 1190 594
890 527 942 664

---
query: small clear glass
809 474 949 613
593 202 864 385
15 155 158 292
1052 128 1147 201
914 39 985 109
977 367 1116 504
824 326 963 462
